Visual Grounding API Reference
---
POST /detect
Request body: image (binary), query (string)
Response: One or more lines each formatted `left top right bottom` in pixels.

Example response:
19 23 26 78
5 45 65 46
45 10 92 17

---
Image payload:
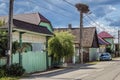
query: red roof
98 31 113 38
98 36 110 45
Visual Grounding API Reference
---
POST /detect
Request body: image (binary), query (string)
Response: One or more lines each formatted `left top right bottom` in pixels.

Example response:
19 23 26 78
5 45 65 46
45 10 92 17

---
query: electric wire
44 0 74 14
28 0 72 18
27 0 80 26
62 0 106 30
62 0 75 7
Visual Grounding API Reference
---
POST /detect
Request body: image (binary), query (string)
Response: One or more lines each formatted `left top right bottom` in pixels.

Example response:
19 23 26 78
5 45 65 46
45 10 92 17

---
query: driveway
20 58 120 80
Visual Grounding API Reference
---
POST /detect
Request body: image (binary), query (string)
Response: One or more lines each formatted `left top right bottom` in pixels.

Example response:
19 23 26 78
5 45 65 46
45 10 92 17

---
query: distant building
98 31 114 53
54 25 99 63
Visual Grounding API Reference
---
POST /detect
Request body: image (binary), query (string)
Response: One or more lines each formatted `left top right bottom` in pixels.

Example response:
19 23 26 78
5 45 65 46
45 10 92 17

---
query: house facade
98 31 114 54
0 13 53 73
54 25 99 63
98 36 110 53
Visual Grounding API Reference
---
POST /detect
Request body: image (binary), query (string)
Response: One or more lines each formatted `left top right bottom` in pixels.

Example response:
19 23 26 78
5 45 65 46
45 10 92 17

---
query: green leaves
0 20 5 27
48 31 74 63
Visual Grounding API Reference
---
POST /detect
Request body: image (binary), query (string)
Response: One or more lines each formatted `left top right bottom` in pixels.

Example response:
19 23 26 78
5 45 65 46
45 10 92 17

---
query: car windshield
101 53 109 56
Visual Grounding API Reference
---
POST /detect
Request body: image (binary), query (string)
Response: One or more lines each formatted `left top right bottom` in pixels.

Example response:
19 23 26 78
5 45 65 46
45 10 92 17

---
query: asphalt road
21 58 120 80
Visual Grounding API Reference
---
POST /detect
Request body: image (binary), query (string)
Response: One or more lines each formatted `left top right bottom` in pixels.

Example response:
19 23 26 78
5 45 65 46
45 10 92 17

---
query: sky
0 0 120 39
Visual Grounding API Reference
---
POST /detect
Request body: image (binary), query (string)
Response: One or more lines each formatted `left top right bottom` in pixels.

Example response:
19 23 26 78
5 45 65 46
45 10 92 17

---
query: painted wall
10 32 49 73
99 45 106 53
13 32 46 43
39 22 53 32
74 48 80 63
89 48 99 61
105 38 114 50
0 57 7 66
0 52 49 73
12 51 47 73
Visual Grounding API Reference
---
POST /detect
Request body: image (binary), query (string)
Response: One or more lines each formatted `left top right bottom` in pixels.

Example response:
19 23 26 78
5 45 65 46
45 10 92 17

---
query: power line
86 14 106 30
28 0 72 18
61 0 106 29
27 0 80 24
84 17 95 27
62 0 75 7
44 0 74 14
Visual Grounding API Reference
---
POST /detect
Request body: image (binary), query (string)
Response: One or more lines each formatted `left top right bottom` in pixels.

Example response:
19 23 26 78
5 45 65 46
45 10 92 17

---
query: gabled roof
0 13 53 36
98 31 113 38
13 19 53 35
0 12 50 25
54 27 99 48
98 36 110 45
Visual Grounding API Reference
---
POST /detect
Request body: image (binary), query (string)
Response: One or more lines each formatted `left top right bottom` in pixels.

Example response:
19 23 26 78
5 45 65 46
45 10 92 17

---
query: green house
98 31 114 53
0 12 53 73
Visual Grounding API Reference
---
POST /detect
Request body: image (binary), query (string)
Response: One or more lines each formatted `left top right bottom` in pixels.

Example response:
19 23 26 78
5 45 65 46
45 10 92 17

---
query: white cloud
88 21 120 38
0 3 6 9
108 5 117 11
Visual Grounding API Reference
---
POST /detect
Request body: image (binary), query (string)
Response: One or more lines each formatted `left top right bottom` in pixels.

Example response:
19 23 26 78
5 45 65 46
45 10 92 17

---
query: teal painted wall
0 52 51 73
75 48 80 63
39 22 53 32
89 48 99 61
12 51 47 73
0 57 7 66
105 38 114 50
12 53 19 64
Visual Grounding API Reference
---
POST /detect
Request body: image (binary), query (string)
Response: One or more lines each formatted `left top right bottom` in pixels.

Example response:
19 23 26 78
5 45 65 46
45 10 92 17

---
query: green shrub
0 63 25 77
0 65 7 78
0 69 6 78
7 63 25 76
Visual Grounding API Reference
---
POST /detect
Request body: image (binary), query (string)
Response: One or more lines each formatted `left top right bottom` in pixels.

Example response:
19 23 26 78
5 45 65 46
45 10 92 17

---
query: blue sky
0 0 120 38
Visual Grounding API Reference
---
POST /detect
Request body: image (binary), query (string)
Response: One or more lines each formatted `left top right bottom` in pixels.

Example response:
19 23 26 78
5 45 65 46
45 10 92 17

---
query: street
21 58 120 80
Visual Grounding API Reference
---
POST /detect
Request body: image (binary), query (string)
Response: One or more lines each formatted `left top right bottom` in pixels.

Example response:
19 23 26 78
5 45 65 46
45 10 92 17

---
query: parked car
99 52 112 61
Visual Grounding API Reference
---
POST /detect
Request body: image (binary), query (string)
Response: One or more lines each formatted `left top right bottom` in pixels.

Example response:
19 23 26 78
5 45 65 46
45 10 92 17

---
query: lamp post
75 3 89 64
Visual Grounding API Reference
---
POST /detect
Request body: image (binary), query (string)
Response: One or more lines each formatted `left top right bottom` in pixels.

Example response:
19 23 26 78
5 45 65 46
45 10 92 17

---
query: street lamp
75 3 89 64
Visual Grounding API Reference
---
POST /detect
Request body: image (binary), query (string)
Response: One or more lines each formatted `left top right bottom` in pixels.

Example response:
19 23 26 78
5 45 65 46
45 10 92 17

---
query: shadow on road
22 63 97 79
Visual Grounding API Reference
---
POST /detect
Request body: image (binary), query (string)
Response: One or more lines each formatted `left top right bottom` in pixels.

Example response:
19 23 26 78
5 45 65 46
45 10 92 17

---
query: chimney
68 24 72 29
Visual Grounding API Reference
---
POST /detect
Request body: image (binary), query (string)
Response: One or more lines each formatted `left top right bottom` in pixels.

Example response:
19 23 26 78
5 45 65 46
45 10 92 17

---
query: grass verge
0 77 19 80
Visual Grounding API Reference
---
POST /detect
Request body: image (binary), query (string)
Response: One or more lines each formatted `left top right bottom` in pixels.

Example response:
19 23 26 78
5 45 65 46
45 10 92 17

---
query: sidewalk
21 57 120 80
21 62 98 78
20 63 93 80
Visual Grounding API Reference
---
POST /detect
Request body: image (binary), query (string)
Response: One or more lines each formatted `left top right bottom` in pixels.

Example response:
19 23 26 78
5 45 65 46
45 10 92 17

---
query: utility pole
75 3 89 64
7 0 14 66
